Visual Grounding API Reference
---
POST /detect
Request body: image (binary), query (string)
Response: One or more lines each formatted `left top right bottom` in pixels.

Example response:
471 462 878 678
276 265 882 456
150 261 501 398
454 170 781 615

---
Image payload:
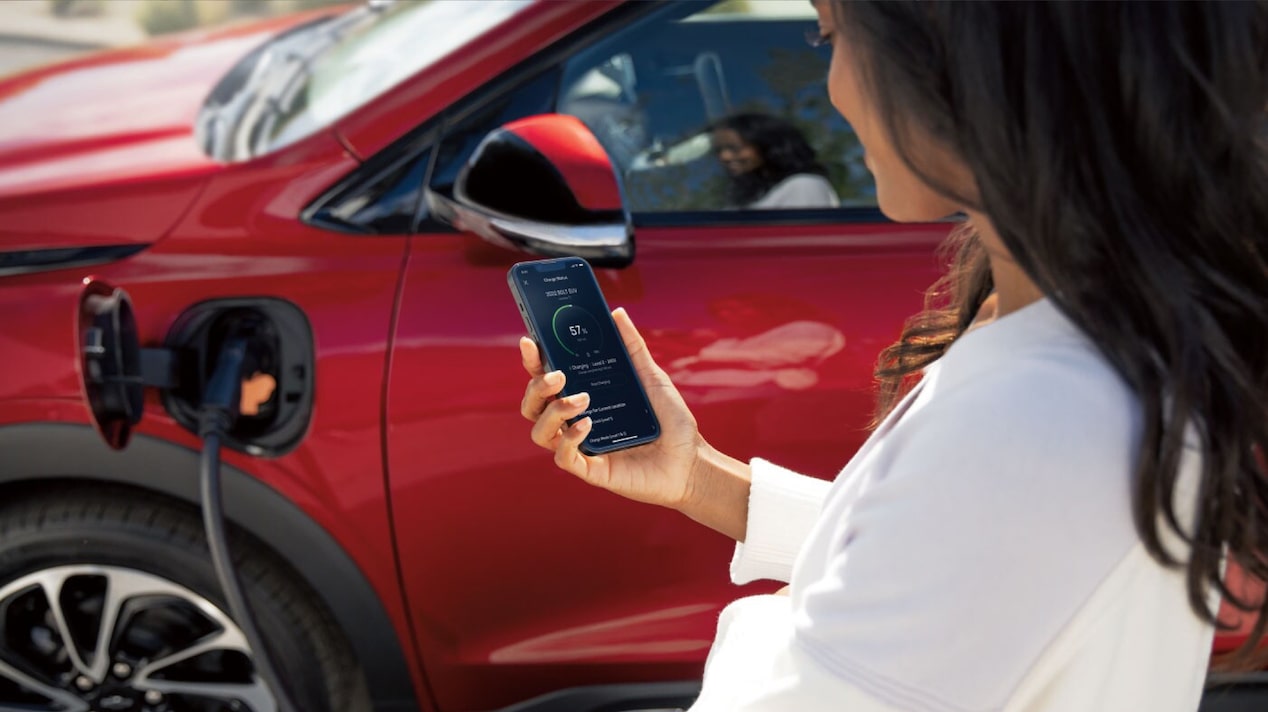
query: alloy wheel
0 565 275 712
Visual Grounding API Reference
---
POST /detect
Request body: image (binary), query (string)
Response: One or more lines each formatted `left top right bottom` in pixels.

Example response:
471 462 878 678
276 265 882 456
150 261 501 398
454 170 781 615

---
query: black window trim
633 207 888 229
0 244 148 278
302 128 437 235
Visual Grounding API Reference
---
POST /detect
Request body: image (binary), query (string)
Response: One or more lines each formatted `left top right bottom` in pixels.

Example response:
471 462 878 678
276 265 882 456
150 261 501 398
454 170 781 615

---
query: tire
0 485 372 712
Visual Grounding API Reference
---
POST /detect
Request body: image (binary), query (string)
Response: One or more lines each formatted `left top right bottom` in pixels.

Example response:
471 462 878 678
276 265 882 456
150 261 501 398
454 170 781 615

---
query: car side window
558 0 876 213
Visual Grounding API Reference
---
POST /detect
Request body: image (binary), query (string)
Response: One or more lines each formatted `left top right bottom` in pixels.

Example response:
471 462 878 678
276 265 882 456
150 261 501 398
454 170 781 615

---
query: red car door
381 2 946 709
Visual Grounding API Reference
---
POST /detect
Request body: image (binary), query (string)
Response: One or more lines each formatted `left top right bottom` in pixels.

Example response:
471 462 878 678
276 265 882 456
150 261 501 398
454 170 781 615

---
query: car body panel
385 219 945 709
0 9 341 251
0 107 434 706
123 132 429 701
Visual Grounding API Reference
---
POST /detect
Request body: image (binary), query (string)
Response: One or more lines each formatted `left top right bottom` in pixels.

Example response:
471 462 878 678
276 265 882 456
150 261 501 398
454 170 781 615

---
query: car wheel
0 485 371 712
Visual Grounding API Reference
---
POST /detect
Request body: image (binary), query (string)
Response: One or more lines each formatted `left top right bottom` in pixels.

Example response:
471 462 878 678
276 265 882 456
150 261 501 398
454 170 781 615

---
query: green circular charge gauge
551 304 605 357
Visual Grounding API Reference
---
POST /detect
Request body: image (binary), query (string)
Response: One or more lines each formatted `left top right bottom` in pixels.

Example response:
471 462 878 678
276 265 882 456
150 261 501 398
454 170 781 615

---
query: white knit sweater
692 298 1215 712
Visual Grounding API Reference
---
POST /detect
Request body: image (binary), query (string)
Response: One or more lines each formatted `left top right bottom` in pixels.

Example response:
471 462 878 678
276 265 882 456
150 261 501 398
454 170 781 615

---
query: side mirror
427 114 634 267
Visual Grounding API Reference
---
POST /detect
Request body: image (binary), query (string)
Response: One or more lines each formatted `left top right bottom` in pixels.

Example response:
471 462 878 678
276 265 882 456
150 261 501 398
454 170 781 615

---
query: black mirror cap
458 130 624 225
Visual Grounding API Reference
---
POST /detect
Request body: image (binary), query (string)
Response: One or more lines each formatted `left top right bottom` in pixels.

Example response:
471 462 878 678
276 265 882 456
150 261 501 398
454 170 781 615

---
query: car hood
0 11 340 250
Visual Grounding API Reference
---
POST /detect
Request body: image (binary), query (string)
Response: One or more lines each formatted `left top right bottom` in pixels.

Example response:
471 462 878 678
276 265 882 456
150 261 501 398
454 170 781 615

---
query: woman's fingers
554 416 593 476
521 369 566 421
519 336 545 377
520 337 569 421
519 332 596 479
529 392 591 449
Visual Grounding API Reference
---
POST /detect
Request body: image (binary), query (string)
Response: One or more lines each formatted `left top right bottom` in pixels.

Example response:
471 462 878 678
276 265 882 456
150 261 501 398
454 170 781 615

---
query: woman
711 112 840 209
519 1 1268 710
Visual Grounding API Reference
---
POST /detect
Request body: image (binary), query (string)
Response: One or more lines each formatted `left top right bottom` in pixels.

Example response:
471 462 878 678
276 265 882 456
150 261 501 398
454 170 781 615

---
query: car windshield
254 0 532 156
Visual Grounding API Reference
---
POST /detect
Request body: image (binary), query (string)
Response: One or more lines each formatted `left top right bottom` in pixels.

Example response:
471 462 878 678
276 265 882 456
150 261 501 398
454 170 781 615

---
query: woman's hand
520 308 705 510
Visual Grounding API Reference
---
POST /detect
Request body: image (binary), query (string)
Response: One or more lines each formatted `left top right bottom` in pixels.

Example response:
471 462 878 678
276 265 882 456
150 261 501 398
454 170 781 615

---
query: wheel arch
0 423 421 712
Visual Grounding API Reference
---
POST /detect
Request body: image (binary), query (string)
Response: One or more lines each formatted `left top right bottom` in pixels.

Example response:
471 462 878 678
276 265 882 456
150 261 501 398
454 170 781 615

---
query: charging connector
199 331 299 712
162 298 314 457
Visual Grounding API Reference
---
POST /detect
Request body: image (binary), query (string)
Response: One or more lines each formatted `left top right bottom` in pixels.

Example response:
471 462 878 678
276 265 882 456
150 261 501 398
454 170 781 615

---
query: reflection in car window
261 0 531 155
559 0 875 213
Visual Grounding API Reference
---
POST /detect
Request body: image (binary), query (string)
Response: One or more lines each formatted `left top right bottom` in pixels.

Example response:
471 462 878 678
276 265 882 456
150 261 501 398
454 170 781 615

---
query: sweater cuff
730 458 831 585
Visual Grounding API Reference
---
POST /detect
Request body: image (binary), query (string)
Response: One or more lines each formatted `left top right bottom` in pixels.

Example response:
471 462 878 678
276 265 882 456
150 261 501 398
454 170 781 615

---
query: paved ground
0 0 145 78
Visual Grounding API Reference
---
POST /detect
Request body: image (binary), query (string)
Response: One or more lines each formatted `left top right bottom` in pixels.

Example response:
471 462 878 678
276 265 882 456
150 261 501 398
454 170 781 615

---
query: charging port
163 298 314 456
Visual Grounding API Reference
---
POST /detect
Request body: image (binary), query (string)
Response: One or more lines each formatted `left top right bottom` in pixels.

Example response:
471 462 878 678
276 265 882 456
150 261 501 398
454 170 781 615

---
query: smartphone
508 256 660 455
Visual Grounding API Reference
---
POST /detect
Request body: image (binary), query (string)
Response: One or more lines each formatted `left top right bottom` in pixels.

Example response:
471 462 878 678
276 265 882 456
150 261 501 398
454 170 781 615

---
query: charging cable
198 336 299 712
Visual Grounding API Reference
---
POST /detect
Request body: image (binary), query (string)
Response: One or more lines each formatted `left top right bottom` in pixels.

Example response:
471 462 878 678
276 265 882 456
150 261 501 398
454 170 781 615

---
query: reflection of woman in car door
668 293 845 394
711 112 840 209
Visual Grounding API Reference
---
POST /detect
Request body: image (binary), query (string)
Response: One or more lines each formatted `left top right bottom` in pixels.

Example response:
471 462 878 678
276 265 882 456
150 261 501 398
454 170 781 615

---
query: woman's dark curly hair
711 112 830 206
845 0 1268 667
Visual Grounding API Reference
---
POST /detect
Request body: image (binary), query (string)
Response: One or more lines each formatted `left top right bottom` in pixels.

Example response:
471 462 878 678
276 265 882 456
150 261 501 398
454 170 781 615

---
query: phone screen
509 257 660 454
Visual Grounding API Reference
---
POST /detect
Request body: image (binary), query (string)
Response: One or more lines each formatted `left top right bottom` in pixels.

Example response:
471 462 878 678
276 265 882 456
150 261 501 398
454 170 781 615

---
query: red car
0 1 1260 711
